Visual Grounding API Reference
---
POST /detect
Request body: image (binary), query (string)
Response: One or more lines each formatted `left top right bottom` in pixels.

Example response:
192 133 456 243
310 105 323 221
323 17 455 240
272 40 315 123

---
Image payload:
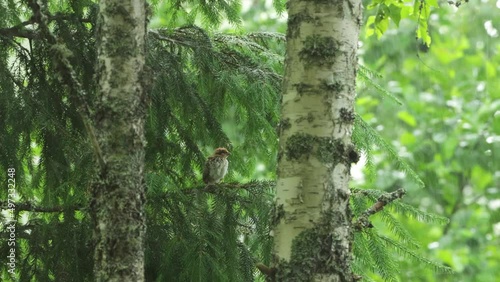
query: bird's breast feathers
211 157 228 178
203 156 229 184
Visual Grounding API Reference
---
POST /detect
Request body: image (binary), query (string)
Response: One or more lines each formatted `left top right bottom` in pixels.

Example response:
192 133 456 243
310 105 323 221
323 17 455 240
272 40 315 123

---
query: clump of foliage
0 0 461 281
1 1 281 280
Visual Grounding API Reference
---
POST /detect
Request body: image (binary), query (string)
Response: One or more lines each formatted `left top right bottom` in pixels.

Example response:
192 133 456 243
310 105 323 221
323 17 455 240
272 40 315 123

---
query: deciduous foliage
358 1 500 280
1 0 494 281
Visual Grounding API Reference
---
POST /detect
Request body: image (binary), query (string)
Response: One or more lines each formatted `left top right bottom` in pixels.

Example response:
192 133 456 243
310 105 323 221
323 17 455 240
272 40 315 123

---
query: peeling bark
91 0 148 281
273 0 362 281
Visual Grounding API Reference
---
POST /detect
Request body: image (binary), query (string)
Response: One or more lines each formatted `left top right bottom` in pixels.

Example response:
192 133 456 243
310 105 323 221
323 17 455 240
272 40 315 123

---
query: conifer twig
0 181 274 213
354 188 406 231
256 263 276 281
0 201 85 212
0 18 38 39
27 0 105 169
0 13 92 39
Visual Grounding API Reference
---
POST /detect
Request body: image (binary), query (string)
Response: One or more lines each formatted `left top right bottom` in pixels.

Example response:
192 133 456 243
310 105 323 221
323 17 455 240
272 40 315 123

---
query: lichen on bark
273 0 362 280
91 0 148 281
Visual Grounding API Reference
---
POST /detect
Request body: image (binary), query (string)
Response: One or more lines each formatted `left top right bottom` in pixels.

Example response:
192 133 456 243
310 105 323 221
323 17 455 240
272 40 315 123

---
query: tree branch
0 19 39 39
0 181 275 213
0 12 92 40
353 188 406 231
27 0 105 169
256 263 276 281
0 201 85 213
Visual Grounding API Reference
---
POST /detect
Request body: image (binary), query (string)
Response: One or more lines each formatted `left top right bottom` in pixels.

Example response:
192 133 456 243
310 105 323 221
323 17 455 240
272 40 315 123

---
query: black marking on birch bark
285 134 359 165
299 35 338 65
340 108 355 123
285 133 315 160
287 14 314 38
296 113 315 124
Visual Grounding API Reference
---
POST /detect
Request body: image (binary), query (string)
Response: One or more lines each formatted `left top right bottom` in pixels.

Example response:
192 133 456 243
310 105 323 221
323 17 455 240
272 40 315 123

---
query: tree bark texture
273 0 362 281
92 0 148 281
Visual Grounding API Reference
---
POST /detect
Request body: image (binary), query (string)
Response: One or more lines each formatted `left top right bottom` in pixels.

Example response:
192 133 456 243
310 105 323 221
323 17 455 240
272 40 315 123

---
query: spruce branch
354 114 424 187
0 181 275 213
379 235 454 273
354 188 406 231
352 188 449 225
149 29 199 48
0 201 85 212
247 32 286 42
0 18 38 39
27 0 105 169
184 180 275 196
358 65 403 105
0 11 92 39
256 262 276 281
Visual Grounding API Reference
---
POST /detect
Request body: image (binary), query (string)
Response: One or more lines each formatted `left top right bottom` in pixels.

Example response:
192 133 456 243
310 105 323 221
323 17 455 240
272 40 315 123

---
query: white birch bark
273 0 362 280
92 1 148 281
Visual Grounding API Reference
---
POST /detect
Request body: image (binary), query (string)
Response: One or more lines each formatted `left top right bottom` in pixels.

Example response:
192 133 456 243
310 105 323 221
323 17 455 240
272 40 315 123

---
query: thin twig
354 188 406 231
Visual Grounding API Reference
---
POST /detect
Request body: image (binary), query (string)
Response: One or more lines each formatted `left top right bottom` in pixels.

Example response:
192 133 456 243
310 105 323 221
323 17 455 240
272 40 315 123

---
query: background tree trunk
273 0 362 280
92 0 148 281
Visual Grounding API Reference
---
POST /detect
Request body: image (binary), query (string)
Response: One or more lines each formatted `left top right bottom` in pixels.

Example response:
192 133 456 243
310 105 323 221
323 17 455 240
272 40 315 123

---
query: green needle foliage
354 113 425 187
352 189 452 280
1 1 280 280
358 65 403 105
1 0 455 281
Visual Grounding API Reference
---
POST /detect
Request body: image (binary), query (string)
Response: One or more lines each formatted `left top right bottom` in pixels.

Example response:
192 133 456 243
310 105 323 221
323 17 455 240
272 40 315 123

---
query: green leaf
375 15 390 38
400 132 416 145
387 5 402 26
471 165 493 191
397 111 417 127
366 15 376 37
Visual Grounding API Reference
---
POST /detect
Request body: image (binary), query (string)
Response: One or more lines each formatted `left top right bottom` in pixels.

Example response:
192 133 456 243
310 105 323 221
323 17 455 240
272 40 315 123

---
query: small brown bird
203 147 230 184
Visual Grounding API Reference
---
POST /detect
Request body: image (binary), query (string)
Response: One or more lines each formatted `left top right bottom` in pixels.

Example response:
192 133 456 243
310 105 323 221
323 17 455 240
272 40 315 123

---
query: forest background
0 0 499 281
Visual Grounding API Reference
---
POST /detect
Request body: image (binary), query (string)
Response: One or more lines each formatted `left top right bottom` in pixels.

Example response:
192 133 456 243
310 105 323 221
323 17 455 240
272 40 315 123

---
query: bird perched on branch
203 147 230 184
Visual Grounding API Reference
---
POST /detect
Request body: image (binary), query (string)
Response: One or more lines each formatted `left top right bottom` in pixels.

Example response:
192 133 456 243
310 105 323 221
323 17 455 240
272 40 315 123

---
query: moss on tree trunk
273 0 362 281
91 0 148 281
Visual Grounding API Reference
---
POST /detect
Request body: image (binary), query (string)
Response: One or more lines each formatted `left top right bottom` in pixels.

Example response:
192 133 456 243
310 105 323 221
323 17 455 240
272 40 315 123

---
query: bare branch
354 188 406 231
0 19 39 39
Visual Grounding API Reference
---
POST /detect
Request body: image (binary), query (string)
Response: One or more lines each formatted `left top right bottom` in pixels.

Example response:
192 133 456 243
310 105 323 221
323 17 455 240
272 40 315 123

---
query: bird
203 147 230 185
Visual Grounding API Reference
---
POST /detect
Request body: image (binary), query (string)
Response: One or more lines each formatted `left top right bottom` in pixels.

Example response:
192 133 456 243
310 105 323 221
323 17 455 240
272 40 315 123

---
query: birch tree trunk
273 0 362 280
92 0 148 281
